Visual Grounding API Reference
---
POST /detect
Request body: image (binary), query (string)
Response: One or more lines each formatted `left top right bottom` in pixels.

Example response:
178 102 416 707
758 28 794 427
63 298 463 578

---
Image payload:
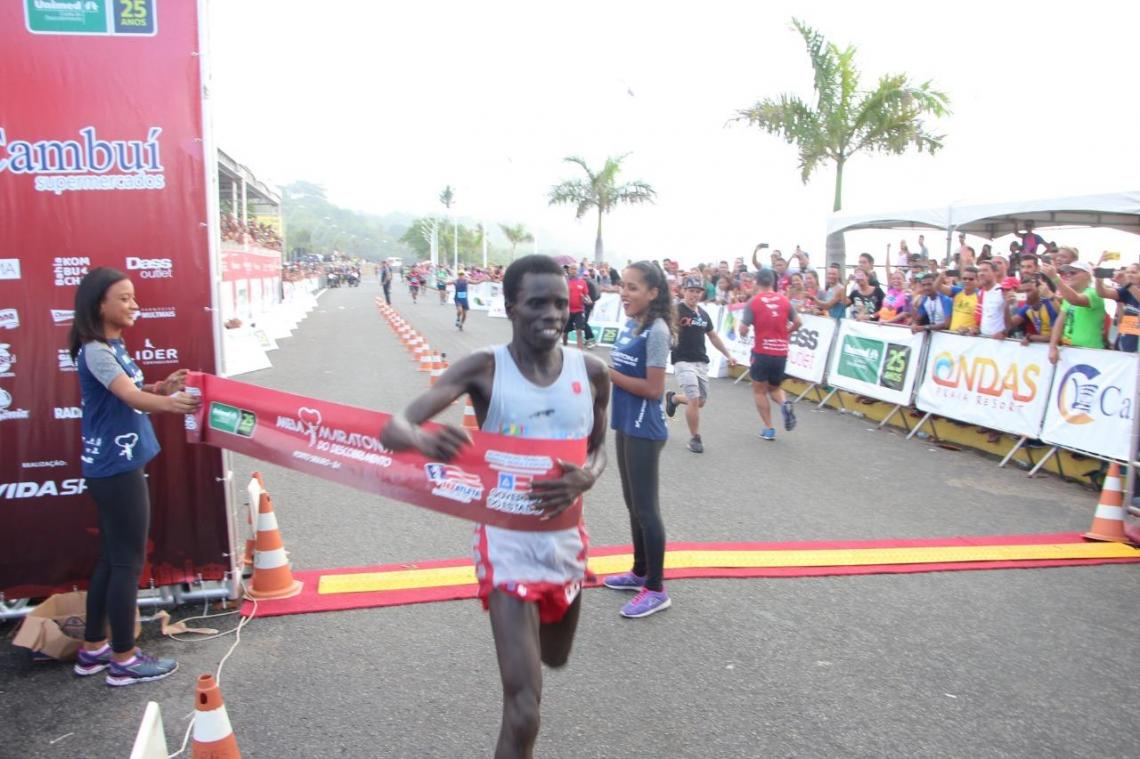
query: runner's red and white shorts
472 522 589 623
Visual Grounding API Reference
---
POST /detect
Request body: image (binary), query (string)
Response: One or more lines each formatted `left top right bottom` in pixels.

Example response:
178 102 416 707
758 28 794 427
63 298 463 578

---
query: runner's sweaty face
509 272 569 351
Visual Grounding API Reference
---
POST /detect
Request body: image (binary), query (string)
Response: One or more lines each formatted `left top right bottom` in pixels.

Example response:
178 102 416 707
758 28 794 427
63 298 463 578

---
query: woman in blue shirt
602 261 674 618
69 268 199 686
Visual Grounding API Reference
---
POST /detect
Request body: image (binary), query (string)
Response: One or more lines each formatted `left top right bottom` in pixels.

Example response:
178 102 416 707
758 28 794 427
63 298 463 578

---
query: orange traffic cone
430 354 446 386
462 397 479 431
418 350 433 372
1084 463 1129 543
246 492 303 600
192 674 241 758
241 474 265 571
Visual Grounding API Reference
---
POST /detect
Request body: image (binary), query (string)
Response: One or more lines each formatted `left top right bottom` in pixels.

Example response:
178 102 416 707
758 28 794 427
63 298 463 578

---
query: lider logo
931 352 1040 402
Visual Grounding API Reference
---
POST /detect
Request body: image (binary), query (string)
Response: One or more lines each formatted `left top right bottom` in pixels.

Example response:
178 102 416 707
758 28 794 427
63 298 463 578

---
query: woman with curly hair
601 261 675 618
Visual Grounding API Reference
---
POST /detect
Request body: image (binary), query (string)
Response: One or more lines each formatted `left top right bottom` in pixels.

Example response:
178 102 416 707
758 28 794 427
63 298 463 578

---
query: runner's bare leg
489 592 543 759
752 380 773 428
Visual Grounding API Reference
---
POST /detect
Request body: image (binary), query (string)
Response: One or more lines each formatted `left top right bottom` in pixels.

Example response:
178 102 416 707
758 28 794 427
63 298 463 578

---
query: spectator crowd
633 233 1138 357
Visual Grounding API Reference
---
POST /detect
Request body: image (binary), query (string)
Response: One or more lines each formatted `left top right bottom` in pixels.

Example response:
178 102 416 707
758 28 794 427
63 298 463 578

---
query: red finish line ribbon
184 372 585 531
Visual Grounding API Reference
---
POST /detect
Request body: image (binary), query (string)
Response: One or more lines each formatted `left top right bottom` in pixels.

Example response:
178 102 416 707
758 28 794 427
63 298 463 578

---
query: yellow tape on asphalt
317 542 1140 596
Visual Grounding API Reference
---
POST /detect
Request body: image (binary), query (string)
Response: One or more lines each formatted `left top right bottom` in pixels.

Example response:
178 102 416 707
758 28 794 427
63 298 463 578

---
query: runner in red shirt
738 269 802 440
563 267 591 349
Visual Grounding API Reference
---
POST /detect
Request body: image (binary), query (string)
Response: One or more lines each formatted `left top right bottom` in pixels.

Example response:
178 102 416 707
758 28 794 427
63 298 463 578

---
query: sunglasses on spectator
961 275 977 281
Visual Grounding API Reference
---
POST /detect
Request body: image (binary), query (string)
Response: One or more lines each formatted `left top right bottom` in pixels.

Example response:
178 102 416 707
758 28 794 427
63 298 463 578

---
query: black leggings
615 432 666 591
84 467 150 653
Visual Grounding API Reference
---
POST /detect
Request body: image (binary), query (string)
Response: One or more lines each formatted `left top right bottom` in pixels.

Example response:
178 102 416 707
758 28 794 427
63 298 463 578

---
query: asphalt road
2 280 1137 758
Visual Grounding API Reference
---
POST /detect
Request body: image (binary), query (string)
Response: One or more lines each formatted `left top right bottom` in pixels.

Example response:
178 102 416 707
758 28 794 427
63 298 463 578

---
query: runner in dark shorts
738 269 801 441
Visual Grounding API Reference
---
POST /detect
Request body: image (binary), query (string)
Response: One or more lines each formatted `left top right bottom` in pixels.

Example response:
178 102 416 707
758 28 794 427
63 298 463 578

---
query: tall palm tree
499 223 534 261
734 18 949 266
548 154 655 264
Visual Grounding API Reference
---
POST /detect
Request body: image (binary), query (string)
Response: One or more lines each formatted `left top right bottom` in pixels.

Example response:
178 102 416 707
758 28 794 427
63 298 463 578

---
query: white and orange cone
191 674 241 758
418 350 433 372
241 474 265 571
462 397 479 431
246 492 303 600
1084 463 1130 543
430 354 446 387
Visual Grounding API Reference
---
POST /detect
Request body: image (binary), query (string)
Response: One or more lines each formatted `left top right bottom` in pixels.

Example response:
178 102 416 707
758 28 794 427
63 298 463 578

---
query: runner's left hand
531 459 594 521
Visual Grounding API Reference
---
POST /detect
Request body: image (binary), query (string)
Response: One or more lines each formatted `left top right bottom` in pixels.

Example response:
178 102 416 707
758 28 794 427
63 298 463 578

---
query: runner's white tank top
482 344 592 440
473 344 592 591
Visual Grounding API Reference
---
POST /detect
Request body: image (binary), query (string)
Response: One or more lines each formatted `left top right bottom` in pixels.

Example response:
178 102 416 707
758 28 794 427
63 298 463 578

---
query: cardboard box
11 591 140 662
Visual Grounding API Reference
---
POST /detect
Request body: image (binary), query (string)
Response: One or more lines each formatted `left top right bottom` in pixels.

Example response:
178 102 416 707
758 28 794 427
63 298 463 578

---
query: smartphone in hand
1093 267 1116 279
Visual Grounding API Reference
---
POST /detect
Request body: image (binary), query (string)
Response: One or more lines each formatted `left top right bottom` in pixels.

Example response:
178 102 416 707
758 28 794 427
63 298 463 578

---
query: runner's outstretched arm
530 354 610 520
380 351 492 460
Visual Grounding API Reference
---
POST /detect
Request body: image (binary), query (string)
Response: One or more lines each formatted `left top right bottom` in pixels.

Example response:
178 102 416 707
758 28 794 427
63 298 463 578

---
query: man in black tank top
383 255 611 759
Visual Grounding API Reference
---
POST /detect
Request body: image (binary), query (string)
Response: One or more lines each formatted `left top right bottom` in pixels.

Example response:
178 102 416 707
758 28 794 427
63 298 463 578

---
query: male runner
381 254 610 759
436 265 450 304
738 268 801 441
563 267 590 349
454 269 470 330
665 276 736 452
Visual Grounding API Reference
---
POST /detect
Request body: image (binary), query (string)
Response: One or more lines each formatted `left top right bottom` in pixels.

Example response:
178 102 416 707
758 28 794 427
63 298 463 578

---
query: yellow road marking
317 542 1140 595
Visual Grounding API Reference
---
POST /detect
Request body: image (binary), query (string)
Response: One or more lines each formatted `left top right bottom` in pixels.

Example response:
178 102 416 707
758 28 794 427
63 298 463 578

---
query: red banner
0 2 228 596
185 373 587 531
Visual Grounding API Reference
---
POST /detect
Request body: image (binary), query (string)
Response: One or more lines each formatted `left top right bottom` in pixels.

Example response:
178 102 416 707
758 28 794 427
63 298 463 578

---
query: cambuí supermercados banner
915 333 1051 438
1039 347 1136 461
0 2 228 596
825 320 926 406
184 373 588 531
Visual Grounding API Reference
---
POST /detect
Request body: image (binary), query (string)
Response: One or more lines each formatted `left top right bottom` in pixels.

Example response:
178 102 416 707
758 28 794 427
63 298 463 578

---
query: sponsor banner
786 314 837 385
1040 347 1136 461
915 333 1051 438
487 294 507 319
0 3 226 597
185 373 587 532
716 302 754 366
468 281 500 311
586 292 624 348
826 320 926 406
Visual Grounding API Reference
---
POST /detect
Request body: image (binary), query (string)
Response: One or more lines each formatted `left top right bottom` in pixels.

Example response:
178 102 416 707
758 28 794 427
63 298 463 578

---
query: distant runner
739 269 801 441
454 269 470 330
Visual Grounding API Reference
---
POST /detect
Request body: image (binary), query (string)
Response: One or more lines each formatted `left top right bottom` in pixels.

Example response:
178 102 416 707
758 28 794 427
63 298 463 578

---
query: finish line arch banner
915 333 1051 438
184 373 587 532
0 2 228 597
1039 347 1136 462
824 320 926 406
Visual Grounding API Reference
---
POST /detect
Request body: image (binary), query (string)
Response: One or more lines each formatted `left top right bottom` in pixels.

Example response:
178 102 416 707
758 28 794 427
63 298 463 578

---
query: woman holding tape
69 267 199 686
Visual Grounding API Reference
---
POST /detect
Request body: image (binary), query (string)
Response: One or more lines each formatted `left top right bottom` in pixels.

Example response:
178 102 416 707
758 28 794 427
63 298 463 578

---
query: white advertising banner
1040 347 1136 461
915 333 1052 437
716 302 754 367
587 292 625 347
826 320 926 406
487 294 507 318
468 281 498 311
786 314 838 385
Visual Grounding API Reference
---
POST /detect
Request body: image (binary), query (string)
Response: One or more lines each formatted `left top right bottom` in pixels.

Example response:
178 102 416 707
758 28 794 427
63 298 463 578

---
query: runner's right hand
413 425 472 461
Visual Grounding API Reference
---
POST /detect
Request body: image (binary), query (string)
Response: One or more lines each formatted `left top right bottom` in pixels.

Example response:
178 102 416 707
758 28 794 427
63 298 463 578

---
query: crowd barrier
221 275 320 378
496 292 1135 470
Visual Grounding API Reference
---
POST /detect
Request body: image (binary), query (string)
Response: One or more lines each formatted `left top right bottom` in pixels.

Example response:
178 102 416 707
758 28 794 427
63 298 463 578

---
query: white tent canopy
828 190 1140 240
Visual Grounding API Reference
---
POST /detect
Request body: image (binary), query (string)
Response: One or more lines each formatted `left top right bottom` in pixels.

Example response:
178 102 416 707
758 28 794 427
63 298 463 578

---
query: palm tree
439 185 457 268
548 154 655 264
734 18 949 266
499 223 534 261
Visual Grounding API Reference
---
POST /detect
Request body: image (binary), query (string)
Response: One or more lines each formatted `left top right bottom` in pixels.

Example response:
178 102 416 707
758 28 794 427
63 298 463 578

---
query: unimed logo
930 352 1040 402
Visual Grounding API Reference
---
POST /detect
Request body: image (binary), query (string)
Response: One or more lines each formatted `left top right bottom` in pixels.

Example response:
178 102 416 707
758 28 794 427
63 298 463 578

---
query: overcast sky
208 0 1140 266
